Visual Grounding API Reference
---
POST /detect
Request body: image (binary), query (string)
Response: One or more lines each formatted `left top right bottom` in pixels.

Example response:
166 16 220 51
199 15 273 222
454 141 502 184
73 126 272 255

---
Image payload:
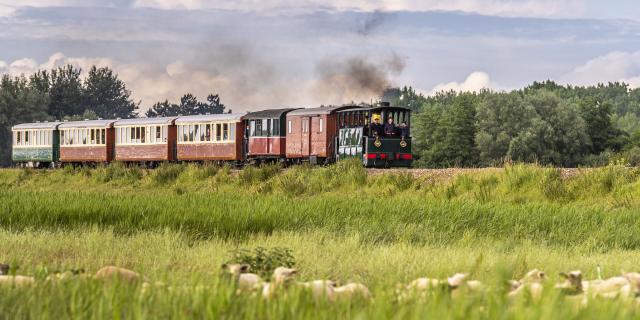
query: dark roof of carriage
244 108 299 119
337 106 411 113
287 105 358 116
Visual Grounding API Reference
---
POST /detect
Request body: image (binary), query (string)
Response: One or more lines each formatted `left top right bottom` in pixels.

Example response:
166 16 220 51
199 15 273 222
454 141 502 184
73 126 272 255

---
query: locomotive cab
336 103 412 168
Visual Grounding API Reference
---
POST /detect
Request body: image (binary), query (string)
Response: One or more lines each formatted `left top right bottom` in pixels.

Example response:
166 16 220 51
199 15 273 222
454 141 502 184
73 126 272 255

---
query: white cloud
133 0 586 18
429 71 493 95
559 51 640 88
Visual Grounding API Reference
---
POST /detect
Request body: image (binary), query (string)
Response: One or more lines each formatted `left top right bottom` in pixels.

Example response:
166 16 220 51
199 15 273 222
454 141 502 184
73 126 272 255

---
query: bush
152 163 185 185
225 247 295 279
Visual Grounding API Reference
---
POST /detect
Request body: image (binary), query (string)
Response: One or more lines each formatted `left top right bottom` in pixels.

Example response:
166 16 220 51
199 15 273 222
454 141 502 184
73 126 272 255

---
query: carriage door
301 117 311 157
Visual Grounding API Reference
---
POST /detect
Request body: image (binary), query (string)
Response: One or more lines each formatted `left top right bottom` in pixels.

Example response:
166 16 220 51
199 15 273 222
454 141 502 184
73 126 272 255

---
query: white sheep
95 266 146 282
0 275 35 287
221 263 264 293
299 280 337 301
262 267 297 299
331 282 372 302
508 269 546 301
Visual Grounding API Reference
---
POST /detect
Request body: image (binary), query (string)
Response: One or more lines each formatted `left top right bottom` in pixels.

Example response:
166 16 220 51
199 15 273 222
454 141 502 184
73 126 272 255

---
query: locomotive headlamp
374 136 382 148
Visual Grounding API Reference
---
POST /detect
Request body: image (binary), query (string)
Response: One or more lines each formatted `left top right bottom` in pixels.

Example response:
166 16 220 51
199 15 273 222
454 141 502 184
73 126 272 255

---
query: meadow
1 161 640 319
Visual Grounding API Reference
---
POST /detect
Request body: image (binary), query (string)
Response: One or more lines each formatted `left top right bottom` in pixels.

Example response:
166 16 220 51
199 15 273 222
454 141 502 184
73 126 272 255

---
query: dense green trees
412 81 640 168
145 93 226 117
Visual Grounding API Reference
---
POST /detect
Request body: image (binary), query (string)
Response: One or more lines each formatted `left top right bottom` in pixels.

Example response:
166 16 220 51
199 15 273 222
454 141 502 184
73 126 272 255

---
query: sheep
221 263 264 293
262 267 297 299
331 282 372 302
95 266 146 282
0 275 35 287
299 280 337 301
508 269 546 301
557 270 632 302
397 273 482 302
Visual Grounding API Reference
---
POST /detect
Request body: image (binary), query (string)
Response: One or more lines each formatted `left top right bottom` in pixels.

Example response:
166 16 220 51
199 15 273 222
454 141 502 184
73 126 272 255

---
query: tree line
385 82 640 167
0 65 226 166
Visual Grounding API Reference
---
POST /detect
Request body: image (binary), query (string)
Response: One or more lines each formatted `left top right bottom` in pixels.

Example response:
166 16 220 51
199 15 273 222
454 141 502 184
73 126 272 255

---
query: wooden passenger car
285 105 354 164
11 122 61 167
113 117 177 163
244 108 297 162
59 120 116 163
175 114 245 161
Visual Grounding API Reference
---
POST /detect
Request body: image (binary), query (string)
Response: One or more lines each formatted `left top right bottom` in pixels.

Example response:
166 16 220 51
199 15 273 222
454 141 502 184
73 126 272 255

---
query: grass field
1 161 640 319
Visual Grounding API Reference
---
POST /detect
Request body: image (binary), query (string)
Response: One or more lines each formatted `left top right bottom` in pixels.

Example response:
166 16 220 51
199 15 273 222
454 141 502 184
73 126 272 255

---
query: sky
0 0 639 113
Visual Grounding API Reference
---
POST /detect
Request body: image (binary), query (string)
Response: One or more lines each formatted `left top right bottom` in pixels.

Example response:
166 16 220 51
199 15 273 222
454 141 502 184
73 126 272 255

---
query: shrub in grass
226 246 295 279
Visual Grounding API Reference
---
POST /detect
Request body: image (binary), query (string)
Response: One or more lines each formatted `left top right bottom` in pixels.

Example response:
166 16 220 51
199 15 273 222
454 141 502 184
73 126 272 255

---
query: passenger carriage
243 108 298 163
336 103 412 167
113 117 178 164
11 122 61 168
285 105 354 164
59 119 116 164
175 114 245 162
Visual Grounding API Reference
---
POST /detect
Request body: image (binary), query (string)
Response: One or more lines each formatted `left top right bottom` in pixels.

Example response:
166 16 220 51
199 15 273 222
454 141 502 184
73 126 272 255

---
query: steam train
11 103 412 168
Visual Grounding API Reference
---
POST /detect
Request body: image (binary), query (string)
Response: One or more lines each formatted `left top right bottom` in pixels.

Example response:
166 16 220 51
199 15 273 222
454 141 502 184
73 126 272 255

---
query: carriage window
90 129 95 144
249 120 256 137
205 124 211 141
188 125 193 142
16 131 20 145
230 123 235 140
101 129 106 145
141 127 147 143
163 125 167 142
216 123 222 141
255 120 262 137
288 120 292 134
193 124 200 142
266 119 271 136
223 123 229 140
178 125 183 142
200 124 206 142
319 118 324 133
272 119 279 136
156 126 161 140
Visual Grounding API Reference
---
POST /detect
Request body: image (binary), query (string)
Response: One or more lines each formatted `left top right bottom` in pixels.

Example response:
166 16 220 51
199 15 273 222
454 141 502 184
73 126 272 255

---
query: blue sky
0 1 639 112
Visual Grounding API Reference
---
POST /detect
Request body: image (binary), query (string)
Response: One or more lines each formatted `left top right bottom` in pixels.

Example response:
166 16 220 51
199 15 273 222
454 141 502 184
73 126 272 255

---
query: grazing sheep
557 270 632 300
262 267 297 299
221 263 251 277
0 275 35 287
0 263 9 276
221 263 264 293
299 280 337 301
508 269 546 301
95 266 145 282
397 273 481 301
331 282 372 302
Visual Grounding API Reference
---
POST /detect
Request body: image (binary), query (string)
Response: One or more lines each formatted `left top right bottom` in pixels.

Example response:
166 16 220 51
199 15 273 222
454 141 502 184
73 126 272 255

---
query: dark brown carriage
285 105 354 164
244 108 298 162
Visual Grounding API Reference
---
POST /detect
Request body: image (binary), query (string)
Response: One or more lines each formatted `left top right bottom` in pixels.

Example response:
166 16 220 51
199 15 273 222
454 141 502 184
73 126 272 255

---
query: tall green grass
2 162 640 318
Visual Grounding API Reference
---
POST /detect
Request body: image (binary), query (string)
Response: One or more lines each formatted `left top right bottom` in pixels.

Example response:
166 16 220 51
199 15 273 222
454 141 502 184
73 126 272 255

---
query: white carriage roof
175 113 245 124
12 122 62 130
58 119 117 129
114 117 178 126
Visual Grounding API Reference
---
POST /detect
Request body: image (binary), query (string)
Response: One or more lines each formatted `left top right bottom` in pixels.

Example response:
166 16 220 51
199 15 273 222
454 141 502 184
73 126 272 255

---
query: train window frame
272 118 279 136
204 124 211 141
223 123 229 140
230 123 235 141
319 118 324 133
216 123 222 141
288 120 292 134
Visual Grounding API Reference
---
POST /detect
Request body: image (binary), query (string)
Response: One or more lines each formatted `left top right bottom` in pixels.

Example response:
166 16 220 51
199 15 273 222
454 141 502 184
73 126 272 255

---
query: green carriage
336 103 412 168
11 122 61 168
